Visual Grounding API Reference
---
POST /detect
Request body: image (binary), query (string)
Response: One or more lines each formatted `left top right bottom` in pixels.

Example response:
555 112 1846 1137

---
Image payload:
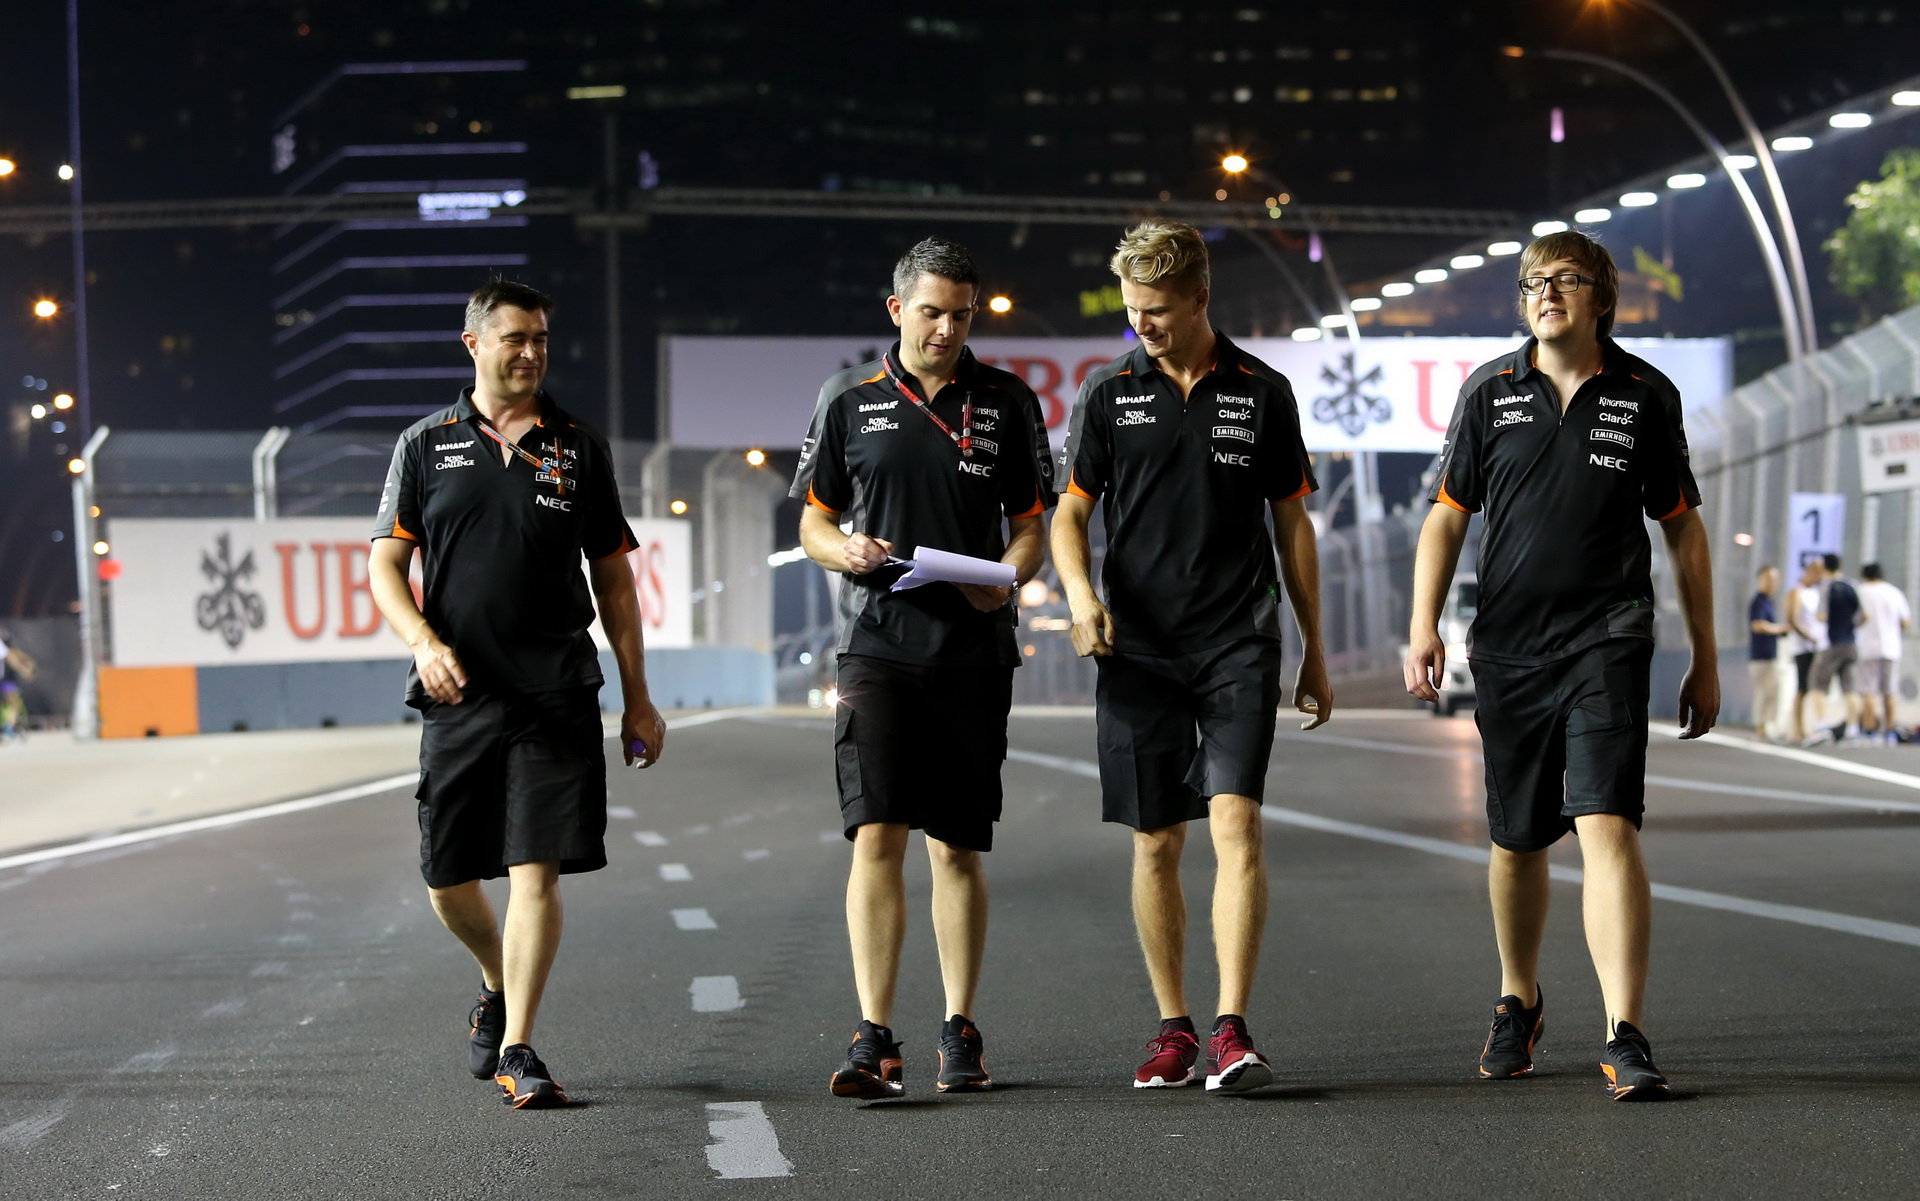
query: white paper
887 546 1017 592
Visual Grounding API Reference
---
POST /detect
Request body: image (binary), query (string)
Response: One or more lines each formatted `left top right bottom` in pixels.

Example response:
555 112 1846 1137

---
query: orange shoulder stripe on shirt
805 483 843 515
1064 468 1096 501
592 531 638 560
1010 492 1045 519
1278 478 1313 502
859 369 886 385
1435 478 1472 513
1658 492 1693 522
385 517 419 541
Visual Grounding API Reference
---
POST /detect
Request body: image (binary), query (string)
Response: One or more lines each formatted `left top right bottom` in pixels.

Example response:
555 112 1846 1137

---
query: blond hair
1518 231 1619 337
1109 219 1210 295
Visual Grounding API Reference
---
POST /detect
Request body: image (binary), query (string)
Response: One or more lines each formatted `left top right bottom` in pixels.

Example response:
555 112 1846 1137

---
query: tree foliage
1825 147 1920 323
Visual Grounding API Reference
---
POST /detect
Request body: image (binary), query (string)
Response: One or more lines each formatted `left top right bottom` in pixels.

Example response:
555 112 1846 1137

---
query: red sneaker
1205 1017 1273 1093
1133 1026 1199 1088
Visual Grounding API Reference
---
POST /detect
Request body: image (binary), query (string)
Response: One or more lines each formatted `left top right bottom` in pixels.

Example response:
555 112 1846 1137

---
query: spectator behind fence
1808 553 1863 743
1854 563 1912 745
1747 566 1789 742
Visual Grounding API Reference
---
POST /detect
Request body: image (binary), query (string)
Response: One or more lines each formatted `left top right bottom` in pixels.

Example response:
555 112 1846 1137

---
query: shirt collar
883 342 981 400
1125 327 1233 381
1509 336 1628 384
456 385 564 428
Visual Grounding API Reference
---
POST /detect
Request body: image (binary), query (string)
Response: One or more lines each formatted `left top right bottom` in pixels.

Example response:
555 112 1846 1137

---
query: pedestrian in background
1854 563 1912 744
1809 553 1863 743
1785 559 1827 743
1747 566 1789 742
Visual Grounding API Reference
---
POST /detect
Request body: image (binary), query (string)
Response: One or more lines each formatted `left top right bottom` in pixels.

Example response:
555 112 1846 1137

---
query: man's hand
1068 598 1115 657
411 635 468 705
956 583 1013 613
1404 629 1446 703
623 701 667 768
842 533 894 575
1294 651 1334 731
1676 661 1719 740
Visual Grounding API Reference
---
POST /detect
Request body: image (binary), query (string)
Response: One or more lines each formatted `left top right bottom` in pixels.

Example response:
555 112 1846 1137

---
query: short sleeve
1640 381 1703 522
1259 375 1317 502
1427 384 1485 513
372 433 422 542
790 380 851 514
580 430 638 561
1060 377 1111 501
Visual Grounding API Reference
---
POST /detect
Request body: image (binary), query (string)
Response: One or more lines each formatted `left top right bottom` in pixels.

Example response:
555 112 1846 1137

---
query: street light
744 448 767 467
52 393 73 410
1221 153 1249 174
33 299 59 318
0 158 14 177
987 295 1013 314
1584 0 1818 354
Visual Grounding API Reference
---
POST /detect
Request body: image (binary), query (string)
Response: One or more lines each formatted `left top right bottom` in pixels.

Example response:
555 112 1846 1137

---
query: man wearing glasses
1404 231 1718 1100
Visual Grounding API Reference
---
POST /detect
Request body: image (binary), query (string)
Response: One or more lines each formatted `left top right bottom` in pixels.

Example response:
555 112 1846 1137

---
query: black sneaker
1478 986 1544 1079
829 1019 903 1099
935 1014 992 1092
467 986 506 1079
493 1043 567 1109
1601 1020 1670 1101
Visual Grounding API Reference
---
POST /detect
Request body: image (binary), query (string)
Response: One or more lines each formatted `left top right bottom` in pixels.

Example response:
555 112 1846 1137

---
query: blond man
1053 219 1331 1093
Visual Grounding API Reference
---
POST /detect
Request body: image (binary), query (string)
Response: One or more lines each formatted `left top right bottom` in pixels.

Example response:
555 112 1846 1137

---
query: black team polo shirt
1428 337 1702 668
372 387 636 706
1060 330 1317 656
790 344 1054 669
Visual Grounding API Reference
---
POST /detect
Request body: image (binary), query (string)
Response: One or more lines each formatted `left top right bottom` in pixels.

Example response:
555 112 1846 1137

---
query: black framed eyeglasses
1517 273 1596 296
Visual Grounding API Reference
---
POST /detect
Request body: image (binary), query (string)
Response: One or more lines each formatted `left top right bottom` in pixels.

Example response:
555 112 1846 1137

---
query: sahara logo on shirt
1115 394 1154 405
434 439 476 451
858 400 896 412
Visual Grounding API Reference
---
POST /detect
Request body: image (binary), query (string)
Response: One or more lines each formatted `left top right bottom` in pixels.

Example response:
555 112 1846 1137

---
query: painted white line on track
1294 731 1920 814
1007 749 1920 949
691 975 743 1012
0 774 417 874
1693 730 1920 791
659 863 692 881
687 823 713 835
743 849 771 861
704 1102 793 1179
608 806 637 820
672 908 717 930
634 831 669 847
0 1045 176 1152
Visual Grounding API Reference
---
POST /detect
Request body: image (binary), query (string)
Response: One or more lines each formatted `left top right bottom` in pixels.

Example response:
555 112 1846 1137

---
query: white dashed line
634 831 668 847
743 849 771 861
608 806 637 820
687 824 712 836
672 908 717 930
690 975 743 1012
704 1102 793 1179
659 863 692 882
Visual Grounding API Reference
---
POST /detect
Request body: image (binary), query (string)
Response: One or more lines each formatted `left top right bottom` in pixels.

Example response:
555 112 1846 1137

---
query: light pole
1221 157 1361 349
1518 46 1804 361
1593 0 1819 355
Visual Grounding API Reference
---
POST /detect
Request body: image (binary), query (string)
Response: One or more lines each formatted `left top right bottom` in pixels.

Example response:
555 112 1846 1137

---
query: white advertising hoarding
666 335 1731 454
1857 418 1920 494
108 517 691 668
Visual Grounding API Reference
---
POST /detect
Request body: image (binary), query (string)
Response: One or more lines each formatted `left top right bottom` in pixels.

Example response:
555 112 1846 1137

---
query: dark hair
1862 562 1884 581
1517 230 1619 337
464 279 553 336
1823 552 1842 572
892 237 980 304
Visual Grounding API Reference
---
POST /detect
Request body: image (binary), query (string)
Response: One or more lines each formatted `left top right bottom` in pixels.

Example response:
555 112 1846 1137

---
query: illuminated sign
416 189 527 222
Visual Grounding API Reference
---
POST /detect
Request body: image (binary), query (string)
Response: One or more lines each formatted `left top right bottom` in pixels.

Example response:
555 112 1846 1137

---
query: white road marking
608 806 637 820
1007 748 1920 949
690 975 743 1012
704 1101 793 1179
0 774 417 874
818 830 841 843
659 863 692 881
634 831 668 847
1692 730 1920 792
248 961 288 979
687 824 713 836
743 849 771 861
0 1046 177 1152
199 997 247 1020
672 908 717 930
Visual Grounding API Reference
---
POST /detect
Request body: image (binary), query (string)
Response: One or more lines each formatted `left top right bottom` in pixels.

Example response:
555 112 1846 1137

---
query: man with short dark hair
792 236 1052 1098
1407 230 1718 1101
1748 566 1788 742
369 279 665 1109
1810 553 1862 742
1053 218 1331 1094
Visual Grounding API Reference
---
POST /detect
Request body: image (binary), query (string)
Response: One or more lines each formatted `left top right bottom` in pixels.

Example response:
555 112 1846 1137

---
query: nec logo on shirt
1589 453 1629 471
1213 451 1252 466
535 494 573 511
957 461 993 477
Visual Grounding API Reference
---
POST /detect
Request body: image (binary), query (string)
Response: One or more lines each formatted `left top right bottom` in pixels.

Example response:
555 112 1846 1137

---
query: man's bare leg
1572 814 1650 1038
1489 845 1550 1007
1208 795 1266 1019
429 879 504 991
1132 824 1189 1019
847 823 910 1026
927 836 987 1020
499 861 562 1048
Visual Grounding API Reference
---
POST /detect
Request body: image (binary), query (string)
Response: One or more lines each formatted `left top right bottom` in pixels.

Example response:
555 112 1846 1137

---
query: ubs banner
107 517 692 667
666 335 1731 454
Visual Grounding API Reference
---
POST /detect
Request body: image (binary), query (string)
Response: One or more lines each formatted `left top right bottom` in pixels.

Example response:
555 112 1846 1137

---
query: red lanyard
476 417 567 493
884 354 972 457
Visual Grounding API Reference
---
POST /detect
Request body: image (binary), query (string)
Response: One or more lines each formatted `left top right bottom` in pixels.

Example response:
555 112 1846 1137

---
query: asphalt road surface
4 708 1917 1199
